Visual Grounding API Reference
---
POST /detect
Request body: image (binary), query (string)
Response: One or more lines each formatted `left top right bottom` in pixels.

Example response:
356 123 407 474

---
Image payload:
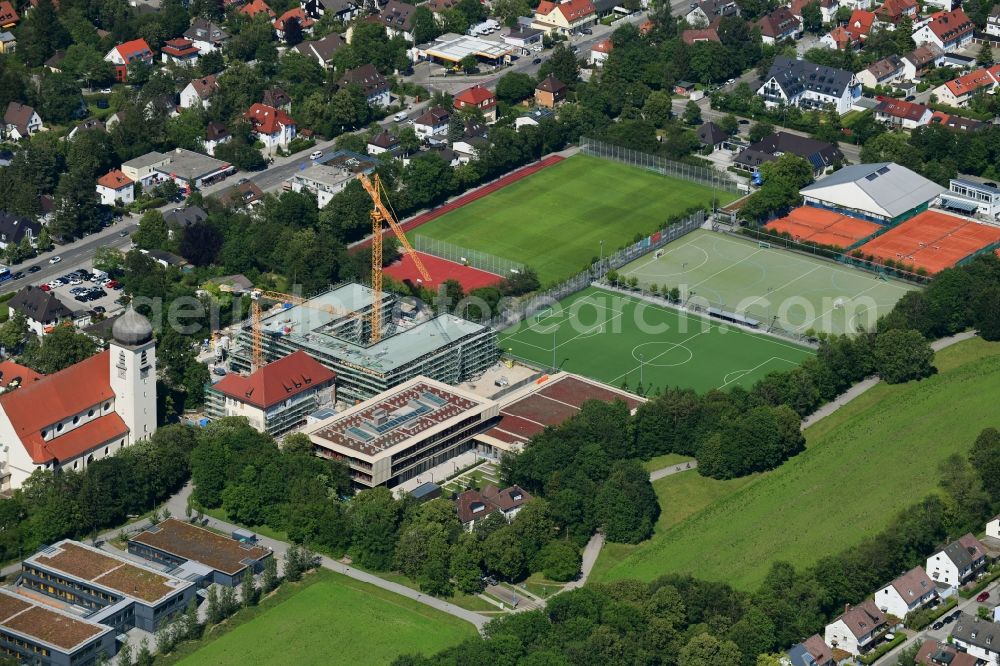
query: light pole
599 240 604 264
552 327 557 371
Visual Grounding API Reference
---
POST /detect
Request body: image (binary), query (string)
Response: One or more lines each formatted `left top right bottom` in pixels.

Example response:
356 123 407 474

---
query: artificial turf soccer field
499 286 814 393
620 230 920 336
409 155 734 286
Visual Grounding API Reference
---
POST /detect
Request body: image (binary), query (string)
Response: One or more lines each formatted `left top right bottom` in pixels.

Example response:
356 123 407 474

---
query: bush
959 566 1000 598
536 540 582 582
905 596 956 630
860 633 906 664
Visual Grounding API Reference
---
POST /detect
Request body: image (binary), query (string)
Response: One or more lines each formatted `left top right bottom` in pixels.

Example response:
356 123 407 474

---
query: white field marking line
504 293 625 347
622 233 714 275
739 265 823 312
608 330 710 385
716 356 801 389
590 287 815 356
795 281 887 332
688 248 766 290
554 310 624 351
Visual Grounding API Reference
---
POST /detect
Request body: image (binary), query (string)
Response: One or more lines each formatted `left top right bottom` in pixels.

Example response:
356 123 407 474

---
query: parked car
977 591 990 602
932 621 944 630
393 112 408 122
213 366 227 376
580 27 592 34
119 230 129 237
532 57 542 64
93 306 106 314
39 284 51 292
48 256 61 264
309 150 323 160
884 633 895 641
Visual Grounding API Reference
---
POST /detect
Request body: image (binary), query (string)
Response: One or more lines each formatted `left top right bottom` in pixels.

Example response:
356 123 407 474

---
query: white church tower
109 307 157 443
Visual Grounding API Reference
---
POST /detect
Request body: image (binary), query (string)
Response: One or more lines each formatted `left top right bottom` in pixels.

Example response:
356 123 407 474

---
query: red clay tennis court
383 251 502 291
767 206 881 248
857 210 1000 274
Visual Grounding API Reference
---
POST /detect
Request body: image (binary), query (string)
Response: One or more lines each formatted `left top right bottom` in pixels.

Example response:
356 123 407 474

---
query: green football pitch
619 230 919 336
410 155 735 286
499 286 814 393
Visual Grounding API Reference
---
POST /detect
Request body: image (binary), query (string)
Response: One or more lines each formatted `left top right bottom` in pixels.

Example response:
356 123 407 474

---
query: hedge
959 566 1000 599
860 633 907 665
905 595 957 630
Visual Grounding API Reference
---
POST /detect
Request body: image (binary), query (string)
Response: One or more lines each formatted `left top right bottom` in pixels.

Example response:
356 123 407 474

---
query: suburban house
929 111 986 132
3 101 42 140
291 32 345 68
757 56 861 115
67 118 105 141
821 24 863 50
902 43 945 79
163 206 208 231
785 635 835 666
413 106 450 139
874 566 937 619
985 5 1000 42
912 9 974 52
874 96 933 129
376 0 416 40
823 599 888 656
244 103 297 151
681 26 720 45
180 74 219 109
756 7 802 44
988 514 1000 539
8 285 73 336
104 38 155 82
535 75 568 108
532 0 596 35
96 169 135 206
932 65 1000 108
274 7 315 40
301 0 359 21
204 122 230 156
685 0 739 26
289 163 356 207
876 0 917 23
184 19 229 53
926 533 988 589
454 484 532 530
367 130 400 155
734 132 843 175
160 37 199 66
791 0 839 23
262 87 292 111
205 351 335 436
914 640 978 666
0 212 39 250
0 31 14 54
338 64 390 107
454 85 497 123
857 54 904 88
697 122 728 150
0 1 18 29
590 38 613 66
950 613 1000 665
239 0 275 19
846 9 876 39
514 107 554 130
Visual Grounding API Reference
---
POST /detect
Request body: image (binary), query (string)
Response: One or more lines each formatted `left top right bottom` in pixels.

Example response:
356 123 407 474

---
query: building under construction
229 283 499 402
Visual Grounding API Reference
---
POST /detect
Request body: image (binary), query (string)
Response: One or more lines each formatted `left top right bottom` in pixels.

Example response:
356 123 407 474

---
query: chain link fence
412 235 526 277
580 136 739 194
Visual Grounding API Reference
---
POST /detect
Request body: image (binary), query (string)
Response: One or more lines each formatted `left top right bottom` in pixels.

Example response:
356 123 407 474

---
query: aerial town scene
3 0 1000 661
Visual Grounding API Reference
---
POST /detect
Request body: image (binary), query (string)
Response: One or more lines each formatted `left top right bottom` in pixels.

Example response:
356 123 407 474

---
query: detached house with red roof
0 307 157 490
274 7 314 41
0 0 19 29
876 0 916 23
160 38 199 67
454 85 497 123
96 169 134 206
874 96 933 129
589 38 613 66
932 65 1000 107
874 565 937 619
454 484 533 530
105 38 154 82
205 350 335 436
239 0 275 19
824 599 888 656
912 9 974 52
244 102 296 152
532 0 596 36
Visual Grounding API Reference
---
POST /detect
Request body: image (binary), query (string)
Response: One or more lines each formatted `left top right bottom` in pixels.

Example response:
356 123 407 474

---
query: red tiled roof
591 37 614 52
839 599 887 639
97 169 133 190
926 8 973 41
915 640 978 666
0 0 19 25
681 27 720 44
114 38 154 63
244 103 295 135
239 0 274 17
161 38 199 57
877 0 916 21
0 351 119 464
757 7 800 37
0 360 42 389
874 96 930 121
37 413 129 464
189 74 218 98
211 350 334 409
536 0 595 21
454 85 496 107
848 9 876 36
826 25 859 48
944 67 999 97
274 7 314 31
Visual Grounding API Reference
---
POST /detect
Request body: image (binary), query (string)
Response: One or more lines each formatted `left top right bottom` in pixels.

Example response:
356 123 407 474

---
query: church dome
112 306 153 346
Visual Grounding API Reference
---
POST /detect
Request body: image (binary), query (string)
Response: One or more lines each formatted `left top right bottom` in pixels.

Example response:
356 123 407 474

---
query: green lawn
177 570 476 666
411 154 732 286
500 286 814 392
596 338 1000 590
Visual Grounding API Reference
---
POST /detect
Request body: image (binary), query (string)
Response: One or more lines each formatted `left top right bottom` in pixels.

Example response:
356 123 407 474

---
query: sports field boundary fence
580 137 739 194
412 235 526 277
491 211 705 330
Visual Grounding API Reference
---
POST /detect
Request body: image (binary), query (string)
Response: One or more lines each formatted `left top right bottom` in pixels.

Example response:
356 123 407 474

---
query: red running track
384 251 503 291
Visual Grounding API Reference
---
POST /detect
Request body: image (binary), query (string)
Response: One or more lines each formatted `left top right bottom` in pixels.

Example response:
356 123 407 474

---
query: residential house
0 31 14 54
163 206 208 231
535 75 568 108
914 640 978 666
204 121 230 156
503 25 543 54
824 599 888 656
67 118 106 140
847 9 876 39
757 56 861 115
3 102 42 140
291 33 345 68
902 44 945 79
262 87 291 112
274 7 315 40
244 103 296 151
734 132 843 175
874 96 933 129
0 0 18 29
988 514 1000 539
532 0 596 35
104 38 154 82
288 163 356 207
214 181 264 208
932 65 1000 107
857 54 905 88
757 7 802 44
367 130 399 155
180 75 219 109
876 0 916 23
874 566 937 620
685 0 739 26
160 37 199 66
375 0 416 40
0 212 39 250
949 614 1000 665
8 286 73 336
451 137 486 163
926 533 988 588
424 0 457 17
786 635 835 666
590 38 613 66
912 9 974 52
821 25 862 50
986 5 1000 40
413 106 450 139
184 19 229 53
455 484 532 530
339 64 390 107
697 121 728 150
930 111 987 131
239 0 275 18
142 248 188 268
515 107 554 130
96 169 135 206
681 26 721 45
454 85 497 123
481 484 531 521
791 0 839 24
591 0 620 19
301 0 359 22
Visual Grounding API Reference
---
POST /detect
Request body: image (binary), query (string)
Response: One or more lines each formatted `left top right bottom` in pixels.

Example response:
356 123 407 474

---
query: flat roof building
943 176 1000 220
122 148 234 191
128 518 272 587
0 588 115 666
289 164 356 208
307 377 499 488
414 33 512 66
799 162 945 224
21 540 195 634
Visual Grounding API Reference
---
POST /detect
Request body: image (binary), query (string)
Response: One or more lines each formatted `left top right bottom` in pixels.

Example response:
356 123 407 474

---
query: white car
309 151 323 160
393 111 408 122
49 256 61 264
46 281 60 290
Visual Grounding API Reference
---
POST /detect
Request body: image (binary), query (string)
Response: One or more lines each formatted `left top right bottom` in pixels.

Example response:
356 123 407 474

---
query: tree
970 428 1000 506
547 44 580 86
35 227 52 253
133 210 170 251
283 17 304 46
595 460 660 542
717 114 739 136
679 633 743 666
0 313 28 355
482 527 527 581
261 555 279 593
450 533 483 593
493 0 531 25
978 42 994 67
50 169 103 240
13 0 69 66
801 1 822 32
241 568 258 606
19 326 98 374
536 540 581 581
116 640 133 666
642 91 674 128
873 328 934 384
495 72 536 105
682 101 702 125
135 639 153 666
895 16 915 54
39 72 84 123
748 121 774 143
460 54 479 74
412 6 440 45
939 453 991 533
349 487 402 570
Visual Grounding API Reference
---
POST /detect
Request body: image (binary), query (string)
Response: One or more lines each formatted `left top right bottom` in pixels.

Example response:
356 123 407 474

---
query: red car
39 284 51 292
977 591 991 602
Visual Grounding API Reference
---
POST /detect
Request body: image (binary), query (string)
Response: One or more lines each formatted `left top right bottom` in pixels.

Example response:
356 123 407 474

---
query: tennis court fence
580 136 739 194
412 235 526 277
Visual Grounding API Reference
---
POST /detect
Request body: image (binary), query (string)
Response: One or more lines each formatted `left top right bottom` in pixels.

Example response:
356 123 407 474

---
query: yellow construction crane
358 172 430 343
